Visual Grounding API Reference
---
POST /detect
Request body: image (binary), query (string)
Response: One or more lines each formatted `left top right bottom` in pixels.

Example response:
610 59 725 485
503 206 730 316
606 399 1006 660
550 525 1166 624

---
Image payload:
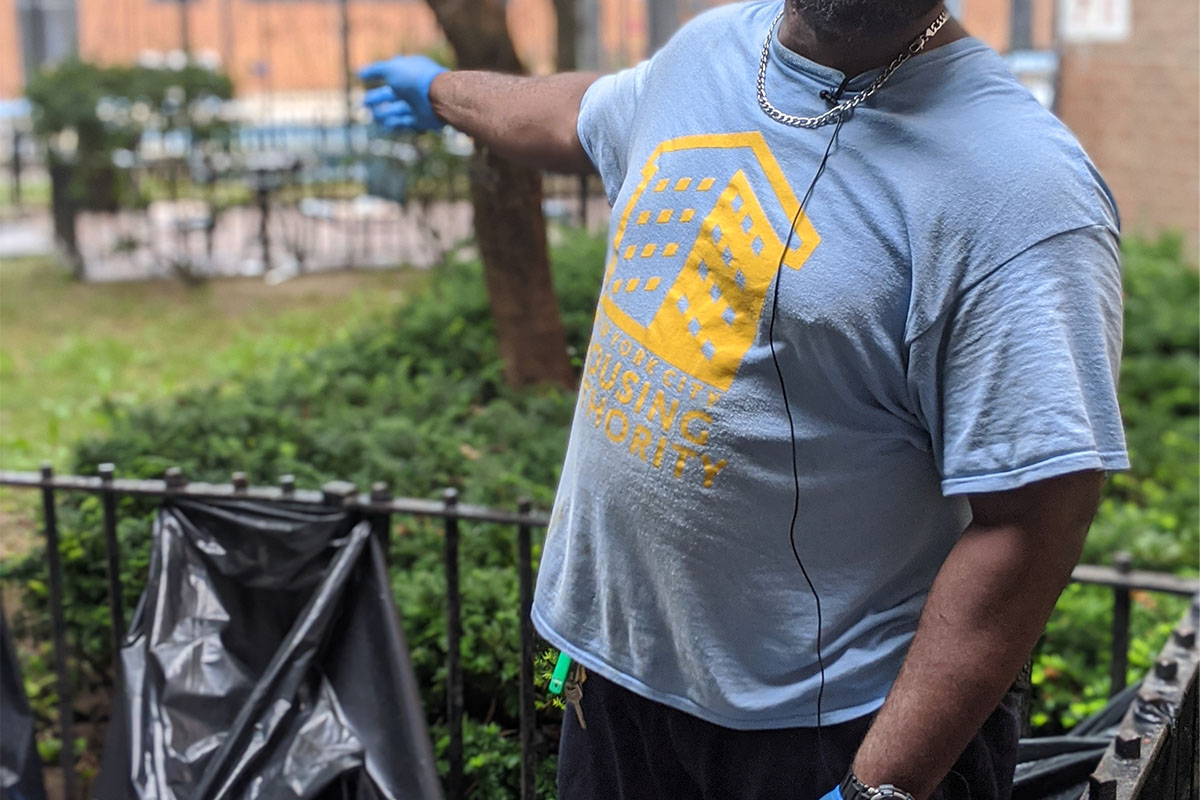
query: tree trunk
423 0 575 389
48 160 83 280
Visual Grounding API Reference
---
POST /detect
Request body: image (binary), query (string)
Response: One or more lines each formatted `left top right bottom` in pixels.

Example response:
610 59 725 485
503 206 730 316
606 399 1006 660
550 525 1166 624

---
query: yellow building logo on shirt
599 132 820 391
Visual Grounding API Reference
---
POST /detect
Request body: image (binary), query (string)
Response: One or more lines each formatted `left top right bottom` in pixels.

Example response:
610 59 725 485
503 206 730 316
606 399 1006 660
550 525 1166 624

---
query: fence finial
1173 626 1196 649
165 467 186 489
322 481 357 506
1114 730 1141 760
1153 658 1178 681
1087 772 1116 800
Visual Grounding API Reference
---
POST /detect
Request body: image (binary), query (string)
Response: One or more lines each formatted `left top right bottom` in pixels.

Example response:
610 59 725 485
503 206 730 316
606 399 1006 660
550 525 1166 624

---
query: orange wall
600 0 647 69
2 0 1045 100
7 0 1044 100
1032 0 1054 49
1 0 1153 101
961 0 1011 51
71 0 556 96
1058 0 1199 245
2 0 559 100
0 0 22 99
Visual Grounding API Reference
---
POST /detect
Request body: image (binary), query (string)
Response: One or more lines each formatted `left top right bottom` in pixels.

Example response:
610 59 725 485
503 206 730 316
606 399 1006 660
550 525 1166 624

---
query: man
360 2 1128 798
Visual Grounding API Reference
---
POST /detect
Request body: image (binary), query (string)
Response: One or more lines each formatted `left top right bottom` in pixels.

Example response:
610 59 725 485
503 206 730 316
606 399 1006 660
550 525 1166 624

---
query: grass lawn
0 256 423 555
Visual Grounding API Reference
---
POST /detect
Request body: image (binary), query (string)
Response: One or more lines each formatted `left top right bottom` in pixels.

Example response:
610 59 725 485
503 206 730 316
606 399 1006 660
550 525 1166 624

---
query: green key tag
548 652 572 695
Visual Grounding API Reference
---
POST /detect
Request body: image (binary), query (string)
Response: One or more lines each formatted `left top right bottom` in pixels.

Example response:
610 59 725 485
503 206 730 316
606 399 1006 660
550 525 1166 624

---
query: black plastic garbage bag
1 607 47 800
95 499 441 800
1012 682 1141 800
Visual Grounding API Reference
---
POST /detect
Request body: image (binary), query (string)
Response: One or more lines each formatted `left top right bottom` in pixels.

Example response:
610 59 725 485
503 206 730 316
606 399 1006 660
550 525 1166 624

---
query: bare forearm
852 472 1103 799
429 71 600 174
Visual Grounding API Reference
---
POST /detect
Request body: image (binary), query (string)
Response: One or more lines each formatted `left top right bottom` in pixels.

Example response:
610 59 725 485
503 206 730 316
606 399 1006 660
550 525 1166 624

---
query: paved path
0 212 54 259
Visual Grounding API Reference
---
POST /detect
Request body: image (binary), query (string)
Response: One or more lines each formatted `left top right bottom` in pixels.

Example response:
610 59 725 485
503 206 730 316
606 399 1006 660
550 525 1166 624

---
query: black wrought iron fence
1 465 1197 800
1 465 548 800
1080 596 1198 800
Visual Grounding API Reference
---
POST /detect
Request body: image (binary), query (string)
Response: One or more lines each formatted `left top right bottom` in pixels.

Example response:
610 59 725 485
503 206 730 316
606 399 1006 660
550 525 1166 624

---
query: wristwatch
840 771 917 800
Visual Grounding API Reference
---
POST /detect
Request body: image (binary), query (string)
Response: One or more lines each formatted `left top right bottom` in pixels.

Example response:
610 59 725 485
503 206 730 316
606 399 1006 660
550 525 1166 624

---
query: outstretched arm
431 71 601 174
360 56 600 174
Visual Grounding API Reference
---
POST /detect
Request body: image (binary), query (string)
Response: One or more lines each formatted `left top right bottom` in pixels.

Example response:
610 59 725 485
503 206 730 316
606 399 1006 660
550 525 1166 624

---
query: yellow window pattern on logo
599 132 820 391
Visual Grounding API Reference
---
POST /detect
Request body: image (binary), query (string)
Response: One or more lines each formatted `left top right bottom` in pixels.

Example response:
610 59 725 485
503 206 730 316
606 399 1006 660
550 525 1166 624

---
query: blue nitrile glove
818 787 844 800
359 55 448 133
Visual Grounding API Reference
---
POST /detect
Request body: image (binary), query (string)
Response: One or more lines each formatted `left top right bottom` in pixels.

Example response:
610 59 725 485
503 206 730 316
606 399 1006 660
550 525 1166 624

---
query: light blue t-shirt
532 0 1129 730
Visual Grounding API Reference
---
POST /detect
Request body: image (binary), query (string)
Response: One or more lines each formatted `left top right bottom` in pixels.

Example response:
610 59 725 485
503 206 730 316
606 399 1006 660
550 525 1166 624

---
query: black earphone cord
765 114 845 767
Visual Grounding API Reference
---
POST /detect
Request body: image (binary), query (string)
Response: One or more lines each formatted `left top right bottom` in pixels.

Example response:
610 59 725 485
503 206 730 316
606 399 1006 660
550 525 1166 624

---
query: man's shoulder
931 49 1096 183
890 50 1119 312
911 53 1118 234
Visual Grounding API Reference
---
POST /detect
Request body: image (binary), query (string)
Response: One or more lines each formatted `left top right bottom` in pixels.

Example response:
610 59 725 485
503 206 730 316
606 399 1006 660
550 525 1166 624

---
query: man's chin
789 0 942 44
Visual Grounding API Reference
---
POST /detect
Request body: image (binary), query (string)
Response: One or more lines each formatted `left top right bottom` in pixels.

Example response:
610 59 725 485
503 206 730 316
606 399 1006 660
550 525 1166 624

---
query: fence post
10 129 22 209
164 466 187 490
98 463 126 678
578 174 588 228
443 488 464 800
370 482 393 566
517 498 537 800
321 480 356 507
41 464 78 800
1110 550 1133 697
255 169 272 273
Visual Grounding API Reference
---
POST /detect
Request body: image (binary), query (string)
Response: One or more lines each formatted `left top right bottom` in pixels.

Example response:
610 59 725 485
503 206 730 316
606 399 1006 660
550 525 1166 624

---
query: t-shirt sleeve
577 58 656 204
907 224 1130 496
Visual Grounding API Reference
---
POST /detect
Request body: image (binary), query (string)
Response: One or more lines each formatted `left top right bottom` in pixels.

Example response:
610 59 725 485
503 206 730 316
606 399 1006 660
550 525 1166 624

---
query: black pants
558 671 1020 800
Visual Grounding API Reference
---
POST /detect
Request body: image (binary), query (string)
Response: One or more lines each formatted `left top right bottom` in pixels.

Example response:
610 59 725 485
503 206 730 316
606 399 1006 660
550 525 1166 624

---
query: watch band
840 771 918 800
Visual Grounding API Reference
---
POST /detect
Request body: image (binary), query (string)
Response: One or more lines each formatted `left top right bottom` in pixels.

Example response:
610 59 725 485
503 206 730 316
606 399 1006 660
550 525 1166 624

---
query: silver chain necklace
757 7 950 129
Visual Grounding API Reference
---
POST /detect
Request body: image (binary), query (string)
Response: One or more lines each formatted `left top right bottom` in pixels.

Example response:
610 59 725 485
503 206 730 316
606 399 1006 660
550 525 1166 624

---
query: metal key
563 681 586 730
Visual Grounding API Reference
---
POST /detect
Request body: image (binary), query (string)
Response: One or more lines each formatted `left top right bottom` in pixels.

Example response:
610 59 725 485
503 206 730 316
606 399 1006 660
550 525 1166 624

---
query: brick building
3 0 1053 101
0 0 19 100
1057 0 1199 247
2 0 1195 243
76 0 553 100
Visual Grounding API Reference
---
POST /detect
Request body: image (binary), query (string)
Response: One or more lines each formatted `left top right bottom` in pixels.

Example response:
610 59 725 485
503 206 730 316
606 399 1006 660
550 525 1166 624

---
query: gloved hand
359 55 448 133
817 787 844 800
